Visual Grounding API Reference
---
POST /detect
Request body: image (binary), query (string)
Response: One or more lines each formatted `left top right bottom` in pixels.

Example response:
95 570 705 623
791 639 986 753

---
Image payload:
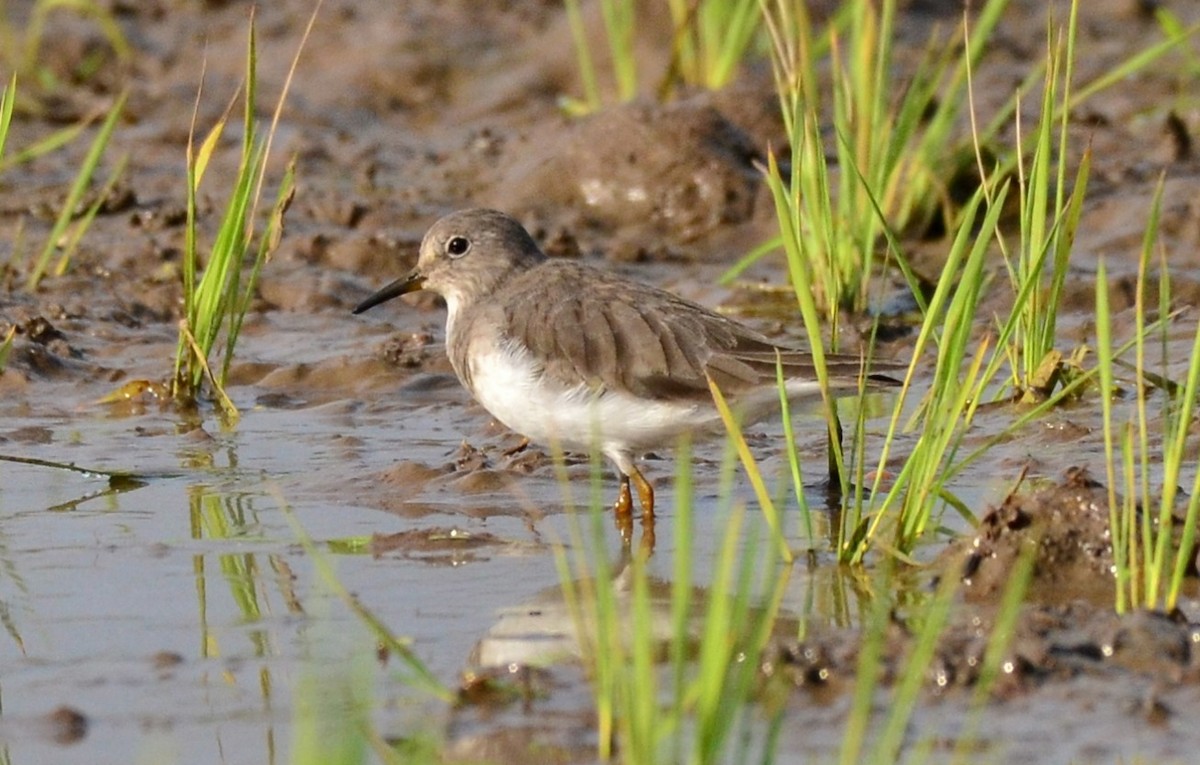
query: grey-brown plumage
354 208 901 537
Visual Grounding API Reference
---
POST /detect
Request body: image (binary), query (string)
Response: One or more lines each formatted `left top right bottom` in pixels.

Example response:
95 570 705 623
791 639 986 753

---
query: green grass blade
0 73 14 161
53 151 128 276
708 376 793 563
26 89 126 290
0 326 15 373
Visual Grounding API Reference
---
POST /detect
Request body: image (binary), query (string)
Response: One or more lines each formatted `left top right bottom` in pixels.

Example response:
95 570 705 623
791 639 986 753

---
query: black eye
446 236 471 258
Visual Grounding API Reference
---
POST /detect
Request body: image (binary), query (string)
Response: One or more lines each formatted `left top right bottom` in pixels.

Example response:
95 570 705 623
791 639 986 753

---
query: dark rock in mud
45 705 88 745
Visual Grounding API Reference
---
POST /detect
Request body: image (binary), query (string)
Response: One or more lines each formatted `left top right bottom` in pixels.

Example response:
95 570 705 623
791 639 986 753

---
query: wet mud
4 0 1200 763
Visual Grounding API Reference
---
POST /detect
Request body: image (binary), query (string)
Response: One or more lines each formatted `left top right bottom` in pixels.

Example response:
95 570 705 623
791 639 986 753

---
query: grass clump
661 0 762 95
0 73 127 290
749 0 1197 566
562 0 637 114
24 88 127 290
172 15 306 421
561 0 764 115
982 4 1089 403
0 0 130 95
1096 187 1200 614
556 436 1038 763
556 439 791 764
753 0 1010 322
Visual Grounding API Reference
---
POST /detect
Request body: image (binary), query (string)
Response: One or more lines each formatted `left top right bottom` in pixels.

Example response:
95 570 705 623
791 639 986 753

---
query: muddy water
5 0 1200 763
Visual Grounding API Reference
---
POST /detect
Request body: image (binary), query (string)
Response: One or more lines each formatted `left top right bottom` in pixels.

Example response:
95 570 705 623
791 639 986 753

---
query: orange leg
613 474 635 545
629 465 655 521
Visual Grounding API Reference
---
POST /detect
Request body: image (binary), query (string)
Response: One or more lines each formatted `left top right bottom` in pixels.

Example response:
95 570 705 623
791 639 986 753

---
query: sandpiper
354 209 899 538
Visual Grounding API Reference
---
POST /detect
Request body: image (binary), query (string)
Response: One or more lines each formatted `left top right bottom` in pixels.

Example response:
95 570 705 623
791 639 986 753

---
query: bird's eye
446 236 471 258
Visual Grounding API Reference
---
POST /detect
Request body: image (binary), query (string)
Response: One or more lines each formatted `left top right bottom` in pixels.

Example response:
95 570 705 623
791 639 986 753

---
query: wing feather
496 261 901 401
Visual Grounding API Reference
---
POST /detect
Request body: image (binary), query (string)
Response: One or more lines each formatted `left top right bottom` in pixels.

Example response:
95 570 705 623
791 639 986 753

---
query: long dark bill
352 270 426 314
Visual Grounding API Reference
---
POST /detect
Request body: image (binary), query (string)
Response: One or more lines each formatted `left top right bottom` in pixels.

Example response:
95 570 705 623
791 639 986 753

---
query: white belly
466 340 719 455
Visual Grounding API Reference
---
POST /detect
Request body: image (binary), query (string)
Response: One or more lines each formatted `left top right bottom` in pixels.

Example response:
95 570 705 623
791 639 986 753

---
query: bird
354 209 900 541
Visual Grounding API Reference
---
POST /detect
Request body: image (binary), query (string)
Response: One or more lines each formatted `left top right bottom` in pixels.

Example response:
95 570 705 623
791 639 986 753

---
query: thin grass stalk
839 0 892 287
0 326 14 373
628 546 657 764
243 0 316 252
973 14 1188 204
1041 0 1079 356
1154 10 1200 75
848 365 873 544
708 374 793 562
760 0 845 324
0 117 88 172
666 0 768 97
26 89 126 289
668 435 694 760
179 68 217 376
0 73 14 160
600 0 637 102
586 450 620 759
552 465 617 759
1096 259 1130 613
558 434 790 763
870 572 958 762
698 0 762 90
1120 423 1139 608
1155 264 1200 609
563 0 600 112
53 151 127 276
692 504 791 765
291 650 375 765
664 0 697 87
761 149 849 504
691 501 746 761
915 0 1009 168
838 563 893 765
967 17 1087 396
1011 24 1056 367
1133 212 1156 605
1166 325 1200 607
896 339 990 549
775 353 814 541
946 316 1169 485
851 183 1006 563
1069 19 1200 110
222 157 295 384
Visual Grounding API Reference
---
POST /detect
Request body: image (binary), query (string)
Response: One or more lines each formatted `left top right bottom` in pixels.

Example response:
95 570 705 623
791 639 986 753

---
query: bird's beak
352 269 426 314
